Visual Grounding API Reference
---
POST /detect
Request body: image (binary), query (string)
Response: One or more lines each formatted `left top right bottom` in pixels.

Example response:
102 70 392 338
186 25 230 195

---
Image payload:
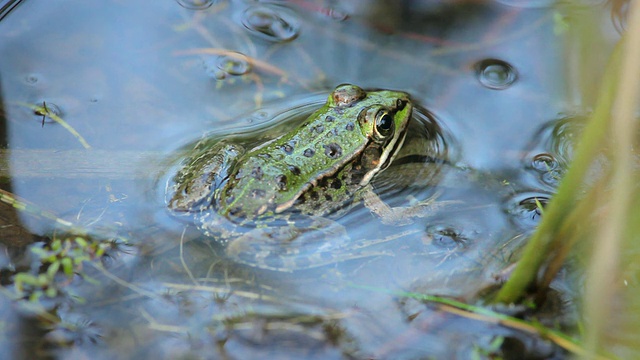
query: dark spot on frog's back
325 115 335 122
303 148 315 157
228 206 244 217
345 122 355 131
288 165 301 176
309 191 319 201
250 189 266 198
275 174 288 191
331 178 342 190
317 177 328 188
250 167 263 180
280 143 294 154
323 143 343 159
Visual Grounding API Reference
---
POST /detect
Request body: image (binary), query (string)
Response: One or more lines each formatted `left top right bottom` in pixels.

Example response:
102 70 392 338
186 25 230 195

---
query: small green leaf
45 287 57 298
47 261 61 278
61 257 74 277
75 237 88 248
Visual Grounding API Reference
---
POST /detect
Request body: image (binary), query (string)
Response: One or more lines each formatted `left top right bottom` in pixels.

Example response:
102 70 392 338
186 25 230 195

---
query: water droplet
33 102 63 124
242 5 300 42
176 0 214 10
216 52 251 76
475 59 517 90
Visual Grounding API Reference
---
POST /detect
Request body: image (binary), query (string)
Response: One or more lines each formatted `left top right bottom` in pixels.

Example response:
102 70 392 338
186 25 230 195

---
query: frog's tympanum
166 84 441 271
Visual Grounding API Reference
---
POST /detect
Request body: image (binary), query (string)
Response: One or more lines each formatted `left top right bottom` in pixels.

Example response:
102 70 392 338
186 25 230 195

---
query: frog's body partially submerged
167 84 441 271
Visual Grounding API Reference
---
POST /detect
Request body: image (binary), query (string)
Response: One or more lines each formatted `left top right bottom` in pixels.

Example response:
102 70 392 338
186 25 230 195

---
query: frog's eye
374 110 395 139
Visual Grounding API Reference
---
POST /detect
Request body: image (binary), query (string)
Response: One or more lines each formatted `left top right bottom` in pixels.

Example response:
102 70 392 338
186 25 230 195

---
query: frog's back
218 106 369 220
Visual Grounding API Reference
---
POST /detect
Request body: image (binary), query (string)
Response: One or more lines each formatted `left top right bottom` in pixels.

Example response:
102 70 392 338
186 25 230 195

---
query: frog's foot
224 216 355 272
361 186 457 225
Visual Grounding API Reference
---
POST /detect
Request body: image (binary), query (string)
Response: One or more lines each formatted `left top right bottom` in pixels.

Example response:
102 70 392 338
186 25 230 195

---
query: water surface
0 0 616 358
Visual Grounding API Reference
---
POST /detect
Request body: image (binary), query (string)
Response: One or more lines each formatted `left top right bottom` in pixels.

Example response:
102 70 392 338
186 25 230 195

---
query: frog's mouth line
358 116 410 186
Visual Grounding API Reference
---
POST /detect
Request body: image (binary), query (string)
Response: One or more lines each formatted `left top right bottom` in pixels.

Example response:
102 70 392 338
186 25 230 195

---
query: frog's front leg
360 184 451 225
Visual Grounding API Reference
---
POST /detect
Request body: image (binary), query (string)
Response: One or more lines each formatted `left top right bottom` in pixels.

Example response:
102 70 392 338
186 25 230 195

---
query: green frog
166 84 442 271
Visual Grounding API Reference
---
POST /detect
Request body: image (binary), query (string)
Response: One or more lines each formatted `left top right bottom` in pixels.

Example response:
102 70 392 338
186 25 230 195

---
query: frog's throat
358 122 408 186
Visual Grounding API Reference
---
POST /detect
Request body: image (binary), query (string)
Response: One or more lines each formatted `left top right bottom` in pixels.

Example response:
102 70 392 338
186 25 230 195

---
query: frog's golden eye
374 110 394 139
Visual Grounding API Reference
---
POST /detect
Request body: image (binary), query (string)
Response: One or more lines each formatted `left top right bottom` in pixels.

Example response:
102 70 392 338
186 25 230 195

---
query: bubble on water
507 193 550 228
531 153 557 172
475 59 517 90
176 0 214 10
33 102 63 124
242 4 300 42
549 117 584 162
524 116 585 188
531 153 562 186
216 52 251 77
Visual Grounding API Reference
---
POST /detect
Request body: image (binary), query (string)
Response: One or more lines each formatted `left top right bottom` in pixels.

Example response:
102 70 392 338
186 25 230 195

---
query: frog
166 84 444 271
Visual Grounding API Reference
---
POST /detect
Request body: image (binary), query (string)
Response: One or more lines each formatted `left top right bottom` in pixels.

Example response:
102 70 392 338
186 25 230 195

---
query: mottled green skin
168 84 412 229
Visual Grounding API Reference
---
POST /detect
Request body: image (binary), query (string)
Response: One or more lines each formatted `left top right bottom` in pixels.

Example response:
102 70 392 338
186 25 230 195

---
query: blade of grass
492 41 622 304
583 0 640 354
18 102 91 149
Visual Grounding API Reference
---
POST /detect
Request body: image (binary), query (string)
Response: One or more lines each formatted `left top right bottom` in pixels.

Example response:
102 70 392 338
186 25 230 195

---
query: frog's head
329 84 413 185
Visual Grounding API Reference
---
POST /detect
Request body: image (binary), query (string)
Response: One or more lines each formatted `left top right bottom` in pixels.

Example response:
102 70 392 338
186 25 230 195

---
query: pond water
0 0 617 358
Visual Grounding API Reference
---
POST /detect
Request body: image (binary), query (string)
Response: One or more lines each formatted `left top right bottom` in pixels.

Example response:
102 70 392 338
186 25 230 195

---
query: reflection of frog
166 84 443 270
